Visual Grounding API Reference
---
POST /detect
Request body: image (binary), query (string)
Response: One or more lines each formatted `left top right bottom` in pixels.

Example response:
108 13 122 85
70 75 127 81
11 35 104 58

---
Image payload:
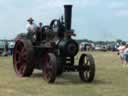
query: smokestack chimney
64 5 72 31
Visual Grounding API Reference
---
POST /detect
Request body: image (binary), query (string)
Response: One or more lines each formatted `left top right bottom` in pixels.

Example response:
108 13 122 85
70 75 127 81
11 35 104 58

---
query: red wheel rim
43 53 53 81
13 40 27 76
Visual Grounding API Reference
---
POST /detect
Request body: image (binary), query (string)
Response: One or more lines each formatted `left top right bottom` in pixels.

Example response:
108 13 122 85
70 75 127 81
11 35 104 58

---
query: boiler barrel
64 5 72 31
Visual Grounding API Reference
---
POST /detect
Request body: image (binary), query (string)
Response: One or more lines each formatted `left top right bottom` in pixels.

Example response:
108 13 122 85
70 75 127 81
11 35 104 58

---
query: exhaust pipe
64 5 72 31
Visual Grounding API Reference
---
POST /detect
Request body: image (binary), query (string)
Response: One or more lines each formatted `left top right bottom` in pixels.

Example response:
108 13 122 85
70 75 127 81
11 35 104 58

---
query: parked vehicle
95 45 107 51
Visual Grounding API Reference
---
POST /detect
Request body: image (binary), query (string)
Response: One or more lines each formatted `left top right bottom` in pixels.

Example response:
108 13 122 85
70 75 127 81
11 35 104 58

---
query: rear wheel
43 53 57 83
79 54 95 82
13 39 34 77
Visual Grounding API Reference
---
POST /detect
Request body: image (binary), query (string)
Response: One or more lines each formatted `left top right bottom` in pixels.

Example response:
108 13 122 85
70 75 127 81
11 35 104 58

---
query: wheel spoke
21 53 27 61
45 64 53 79
16 60 21 65
86 60 89 65
21 48 27 62
84 71 88 79
84 59 91 79
46 64 53 70
14 42 25 73
19 64 25 74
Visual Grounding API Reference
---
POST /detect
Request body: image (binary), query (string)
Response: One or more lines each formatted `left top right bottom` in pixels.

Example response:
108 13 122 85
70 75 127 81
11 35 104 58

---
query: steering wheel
42 25 51 32
50 19 61 32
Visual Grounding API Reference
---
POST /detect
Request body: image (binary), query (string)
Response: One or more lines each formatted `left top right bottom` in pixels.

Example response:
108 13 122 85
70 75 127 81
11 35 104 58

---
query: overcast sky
0 0 128 41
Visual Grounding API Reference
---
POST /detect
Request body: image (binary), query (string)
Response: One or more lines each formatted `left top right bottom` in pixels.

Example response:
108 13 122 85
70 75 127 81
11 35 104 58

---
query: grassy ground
0 51 128 96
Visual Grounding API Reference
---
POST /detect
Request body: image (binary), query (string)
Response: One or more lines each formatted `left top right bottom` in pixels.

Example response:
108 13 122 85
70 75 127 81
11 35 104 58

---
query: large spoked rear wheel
43 53 57 83
79 53 95 82
13 39 34 77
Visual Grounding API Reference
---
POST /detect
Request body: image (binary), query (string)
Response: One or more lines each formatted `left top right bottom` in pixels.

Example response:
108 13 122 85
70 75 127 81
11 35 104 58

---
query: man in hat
26 17 38 33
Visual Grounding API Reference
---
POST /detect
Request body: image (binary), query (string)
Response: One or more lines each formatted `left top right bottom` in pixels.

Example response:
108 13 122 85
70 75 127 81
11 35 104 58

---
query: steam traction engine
13 5 95 83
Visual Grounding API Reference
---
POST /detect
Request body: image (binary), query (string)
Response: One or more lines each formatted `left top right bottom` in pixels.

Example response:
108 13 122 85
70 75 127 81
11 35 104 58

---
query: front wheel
43 53 57 83
79 54 95 82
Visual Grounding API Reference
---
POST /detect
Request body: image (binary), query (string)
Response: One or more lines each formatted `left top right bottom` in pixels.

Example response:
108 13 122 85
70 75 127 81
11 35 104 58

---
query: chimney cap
64 5 73 7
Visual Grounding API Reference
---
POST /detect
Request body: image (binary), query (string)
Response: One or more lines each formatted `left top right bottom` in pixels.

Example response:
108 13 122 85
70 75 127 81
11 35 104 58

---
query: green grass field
0 52 128 96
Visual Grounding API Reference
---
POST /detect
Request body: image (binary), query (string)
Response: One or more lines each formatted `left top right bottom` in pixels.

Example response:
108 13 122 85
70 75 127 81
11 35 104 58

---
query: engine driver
26 17 38 40
26 17 38 33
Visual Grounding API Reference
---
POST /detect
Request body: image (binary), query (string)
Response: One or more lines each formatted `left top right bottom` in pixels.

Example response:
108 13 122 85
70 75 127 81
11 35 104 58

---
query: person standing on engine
37 22 43 41
26 17 38 40
26 17 38 33
39 22 43 32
